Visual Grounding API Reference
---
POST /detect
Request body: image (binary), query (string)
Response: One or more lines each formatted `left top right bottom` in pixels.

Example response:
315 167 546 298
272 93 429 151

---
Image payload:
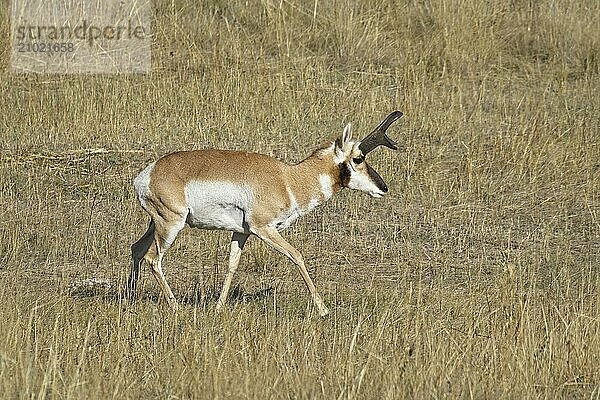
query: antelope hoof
167 298 178 310
319 307 330 318
315 298 330 317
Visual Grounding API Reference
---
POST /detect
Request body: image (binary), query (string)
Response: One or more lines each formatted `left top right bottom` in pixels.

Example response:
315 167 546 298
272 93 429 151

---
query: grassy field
0 0 599 398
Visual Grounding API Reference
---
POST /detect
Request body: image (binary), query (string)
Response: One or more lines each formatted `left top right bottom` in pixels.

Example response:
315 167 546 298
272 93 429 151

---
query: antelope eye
352 157 364 165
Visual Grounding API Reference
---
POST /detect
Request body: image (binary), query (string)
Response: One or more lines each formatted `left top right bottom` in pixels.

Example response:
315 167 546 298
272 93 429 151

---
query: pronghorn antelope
129 111 403 316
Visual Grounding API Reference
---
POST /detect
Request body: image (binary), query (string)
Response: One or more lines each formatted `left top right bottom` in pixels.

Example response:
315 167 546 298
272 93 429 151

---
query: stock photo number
16 42 75 55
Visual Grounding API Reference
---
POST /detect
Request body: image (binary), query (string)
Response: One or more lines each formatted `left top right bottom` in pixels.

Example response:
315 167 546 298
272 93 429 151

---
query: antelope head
334 111 403 198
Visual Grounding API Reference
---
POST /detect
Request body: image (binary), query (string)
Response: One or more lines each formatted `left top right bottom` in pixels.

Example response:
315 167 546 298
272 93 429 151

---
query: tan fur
146 148 341 228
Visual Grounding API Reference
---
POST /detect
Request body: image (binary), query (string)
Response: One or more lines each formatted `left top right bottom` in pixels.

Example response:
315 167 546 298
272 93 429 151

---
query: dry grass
0 0 599 398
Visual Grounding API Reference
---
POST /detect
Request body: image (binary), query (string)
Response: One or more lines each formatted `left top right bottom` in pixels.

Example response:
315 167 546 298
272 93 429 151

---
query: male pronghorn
129 111 402 316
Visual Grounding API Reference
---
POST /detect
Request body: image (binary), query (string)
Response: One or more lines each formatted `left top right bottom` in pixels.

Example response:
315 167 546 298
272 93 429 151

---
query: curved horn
358 111 403 155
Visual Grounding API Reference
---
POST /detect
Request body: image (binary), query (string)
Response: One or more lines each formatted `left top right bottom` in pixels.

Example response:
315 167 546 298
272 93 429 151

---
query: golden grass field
0 0 599 398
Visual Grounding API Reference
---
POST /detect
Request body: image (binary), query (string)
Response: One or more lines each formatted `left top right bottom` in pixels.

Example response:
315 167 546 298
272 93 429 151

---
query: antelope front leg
216 232 249 311
252 226 329 317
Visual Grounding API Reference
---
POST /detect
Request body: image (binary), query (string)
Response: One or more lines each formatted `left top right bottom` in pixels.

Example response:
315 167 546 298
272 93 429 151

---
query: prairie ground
0 0 599 398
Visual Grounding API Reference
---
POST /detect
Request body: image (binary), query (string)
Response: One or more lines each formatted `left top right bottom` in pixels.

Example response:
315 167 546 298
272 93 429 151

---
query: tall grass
0 0 598 398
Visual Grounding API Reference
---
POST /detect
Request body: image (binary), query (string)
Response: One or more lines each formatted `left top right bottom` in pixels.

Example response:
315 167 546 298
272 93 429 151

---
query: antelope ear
342 123 352 143
334 123 352 162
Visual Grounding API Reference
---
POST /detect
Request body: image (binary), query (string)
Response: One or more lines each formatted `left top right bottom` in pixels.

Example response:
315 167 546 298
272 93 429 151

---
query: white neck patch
319 174 333 200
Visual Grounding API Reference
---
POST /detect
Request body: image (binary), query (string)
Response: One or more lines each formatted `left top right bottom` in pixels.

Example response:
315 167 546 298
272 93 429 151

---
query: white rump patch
184 181 254 233
133 161 156 208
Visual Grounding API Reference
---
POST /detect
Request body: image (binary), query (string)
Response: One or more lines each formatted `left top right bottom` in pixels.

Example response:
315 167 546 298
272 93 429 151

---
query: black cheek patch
339 163 351 187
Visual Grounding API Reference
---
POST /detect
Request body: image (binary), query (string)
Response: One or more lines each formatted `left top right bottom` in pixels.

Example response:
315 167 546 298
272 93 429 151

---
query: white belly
184 181 253 233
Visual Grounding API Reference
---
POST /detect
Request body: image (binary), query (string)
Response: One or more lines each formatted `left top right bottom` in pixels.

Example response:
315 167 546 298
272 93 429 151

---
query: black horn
358 111 403 155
